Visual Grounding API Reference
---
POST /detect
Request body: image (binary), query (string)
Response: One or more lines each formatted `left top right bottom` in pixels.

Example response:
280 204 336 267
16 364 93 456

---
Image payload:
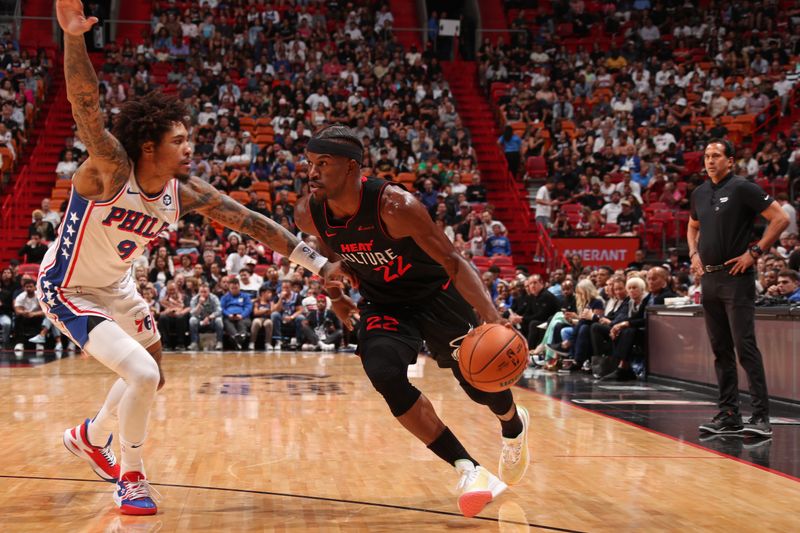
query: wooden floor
1 352 798 532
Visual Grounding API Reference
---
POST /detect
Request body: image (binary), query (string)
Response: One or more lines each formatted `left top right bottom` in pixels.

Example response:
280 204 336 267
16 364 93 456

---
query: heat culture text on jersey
309 177 449 304
338 240 399 266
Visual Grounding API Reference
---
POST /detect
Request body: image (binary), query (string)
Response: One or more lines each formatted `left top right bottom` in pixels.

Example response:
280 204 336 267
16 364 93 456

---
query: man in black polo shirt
688 139 790 437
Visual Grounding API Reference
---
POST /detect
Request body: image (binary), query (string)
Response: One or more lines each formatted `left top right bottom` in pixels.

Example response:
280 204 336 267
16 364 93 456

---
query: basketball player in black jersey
294 126 530 518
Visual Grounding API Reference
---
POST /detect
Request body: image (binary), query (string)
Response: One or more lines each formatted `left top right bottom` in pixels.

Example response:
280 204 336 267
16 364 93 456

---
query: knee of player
131 354 161 390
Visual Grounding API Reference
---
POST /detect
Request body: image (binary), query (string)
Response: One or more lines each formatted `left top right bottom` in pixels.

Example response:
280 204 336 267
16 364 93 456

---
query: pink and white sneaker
113 471 159 515
62 418 120 482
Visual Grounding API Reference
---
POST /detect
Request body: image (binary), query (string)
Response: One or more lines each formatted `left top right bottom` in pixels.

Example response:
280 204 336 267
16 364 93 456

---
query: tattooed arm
180 177 301 258
58 0 130 200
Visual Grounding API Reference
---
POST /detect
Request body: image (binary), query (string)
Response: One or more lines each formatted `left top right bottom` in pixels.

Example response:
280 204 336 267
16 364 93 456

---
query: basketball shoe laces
456 466 480 492
501 437 522 465
98 446 116 466
120 478 161 503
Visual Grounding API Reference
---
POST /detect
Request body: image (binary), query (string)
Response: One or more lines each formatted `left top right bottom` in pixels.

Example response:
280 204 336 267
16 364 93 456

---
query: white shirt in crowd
535 185 552 219
601 201 623 224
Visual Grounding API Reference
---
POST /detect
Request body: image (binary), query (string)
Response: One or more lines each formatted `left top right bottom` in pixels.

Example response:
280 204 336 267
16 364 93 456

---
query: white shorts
36 273 160 349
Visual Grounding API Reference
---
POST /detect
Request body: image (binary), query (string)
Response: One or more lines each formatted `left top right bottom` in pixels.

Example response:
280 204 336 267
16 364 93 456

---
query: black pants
158 313 189 348
590 322 612 357
612 327 642 363
504 150 521 177
526 320 546 349
701 272 769 417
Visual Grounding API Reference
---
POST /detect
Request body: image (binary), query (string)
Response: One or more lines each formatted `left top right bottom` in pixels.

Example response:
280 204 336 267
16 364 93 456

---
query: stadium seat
229 191 250 205
490 256 513 267
17 263 40 278
472 256 490 268
525 156 547 179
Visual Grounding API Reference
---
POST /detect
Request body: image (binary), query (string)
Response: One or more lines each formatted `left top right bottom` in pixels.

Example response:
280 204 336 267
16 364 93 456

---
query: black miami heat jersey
309 177 449 304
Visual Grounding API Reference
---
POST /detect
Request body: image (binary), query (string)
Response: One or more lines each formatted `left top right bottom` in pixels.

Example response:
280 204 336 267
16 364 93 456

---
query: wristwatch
749 244 763 258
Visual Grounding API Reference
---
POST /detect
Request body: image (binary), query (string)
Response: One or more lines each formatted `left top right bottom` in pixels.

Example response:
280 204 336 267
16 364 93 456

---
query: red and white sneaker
62 418 120 482
113 471 159 515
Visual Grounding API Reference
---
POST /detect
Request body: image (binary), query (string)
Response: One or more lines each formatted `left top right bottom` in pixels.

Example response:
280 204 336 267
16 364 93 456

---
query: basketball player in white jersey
43 1 341 515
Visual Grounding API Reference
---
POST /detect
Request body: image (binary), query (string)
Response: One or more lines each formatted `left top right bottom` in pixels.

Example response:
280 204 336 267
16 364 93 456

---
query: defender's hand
57 0 99 36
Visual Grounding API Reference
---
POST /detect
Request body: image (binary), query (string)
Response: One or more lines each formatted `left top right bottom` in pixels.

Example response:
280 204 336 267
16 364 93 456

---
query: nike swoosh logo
126 187 138 195
325 230 336 237
764 195 770 200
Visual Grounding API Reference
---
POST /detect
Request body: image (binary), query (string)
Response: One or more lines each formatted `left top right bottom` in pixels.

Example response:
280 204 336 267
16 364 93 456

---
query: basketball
458 324 529 393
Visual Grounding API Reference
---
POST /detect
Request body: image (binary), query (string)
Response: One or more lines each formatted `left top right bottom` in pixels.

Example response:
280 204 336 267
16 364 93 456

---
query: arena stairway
476 0 510 45
115 0 154 45
441 61 541 272
388 0 422 49
19 0 55 47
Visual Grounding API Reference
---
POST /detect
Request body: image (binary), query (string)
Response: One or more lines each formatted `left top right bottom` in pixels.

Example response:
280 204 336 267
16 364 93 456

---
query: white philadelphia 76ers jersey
39 172 182 290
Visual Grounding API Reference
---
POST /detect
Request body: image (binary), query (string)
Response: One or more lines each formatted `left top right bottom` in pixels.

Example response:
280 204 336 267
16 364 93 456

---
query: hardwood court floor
1 352 798 532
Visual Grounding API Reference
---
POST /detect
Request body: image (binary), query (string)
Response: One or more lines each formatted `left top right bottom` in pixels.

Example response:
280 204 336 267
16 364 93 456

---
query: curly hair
111 91 190 164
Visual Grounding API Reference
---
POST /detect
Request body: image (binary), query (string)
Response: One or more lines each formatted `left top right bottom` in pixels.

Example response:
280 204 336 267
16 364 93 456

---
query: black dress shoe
601 367 636 381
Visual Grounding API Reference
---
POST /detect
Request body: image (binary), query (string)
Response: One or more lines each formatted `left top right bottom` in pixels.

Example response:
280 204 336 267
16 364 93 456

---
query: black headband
307 138 363 165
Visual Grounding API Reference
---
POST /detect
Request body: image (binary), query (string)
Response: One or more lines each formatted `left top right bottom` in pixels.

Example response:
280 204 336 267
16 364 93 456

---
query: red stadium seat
599 223 619 235
472 256 490 268
490 256 513 267
525 156 548 179
17 263 40 278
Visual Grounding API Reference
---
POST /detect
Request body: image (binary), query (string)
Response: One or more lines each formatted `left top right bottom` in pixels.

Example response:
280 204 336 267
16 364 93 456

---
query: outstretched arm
58 0 130 198
381 185 503 323
180 178 345 285
181 177 300 257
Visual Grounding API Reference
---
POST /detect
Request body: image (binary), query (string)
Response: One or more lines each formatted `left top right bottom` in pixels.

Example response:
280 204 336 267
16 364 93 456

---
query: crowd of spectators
0 32 52 189
485 237 800 379
485 0 800 242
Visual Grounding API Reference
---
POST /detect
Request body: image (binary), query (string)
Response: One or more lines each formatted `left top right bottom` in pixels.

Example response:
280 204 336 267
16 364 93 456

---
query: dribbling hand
331 296 358 331
56 0 99 36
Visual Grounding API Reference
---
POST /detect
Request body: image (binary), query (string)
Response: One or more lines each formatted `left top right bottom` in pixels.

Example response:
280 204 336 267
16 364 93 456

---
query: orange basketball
457 324 529 393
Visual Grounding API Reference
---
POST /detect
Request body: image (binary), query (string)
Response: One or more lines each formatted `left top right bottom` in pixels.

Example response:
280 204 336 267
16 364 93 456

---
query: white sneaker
499 406 530 485
300 343 316 351
319 342 336 351
455 460 506 518
55 343 63 359
247 342 254 350
28 334 46 344
214 341 223 351
187 342 199 351
67 342 76 355
14 343 24 351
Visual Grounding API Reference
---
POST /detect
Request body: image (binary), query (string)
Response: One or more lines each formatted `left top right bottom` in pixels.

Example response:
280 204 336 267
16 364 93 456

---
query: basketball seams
472 328 519 375
471 337 527 384
462 324 494 381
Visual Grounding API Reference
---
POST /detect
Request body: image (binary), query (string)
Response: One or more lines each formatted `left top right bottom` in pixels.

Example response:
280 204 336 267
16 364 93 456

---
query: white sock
87 378 126 447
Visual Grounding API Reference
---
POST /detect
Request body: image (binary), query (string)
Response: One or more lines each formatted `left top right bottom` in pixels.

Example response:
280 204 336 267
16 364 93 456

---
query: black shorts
356 283 479 368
